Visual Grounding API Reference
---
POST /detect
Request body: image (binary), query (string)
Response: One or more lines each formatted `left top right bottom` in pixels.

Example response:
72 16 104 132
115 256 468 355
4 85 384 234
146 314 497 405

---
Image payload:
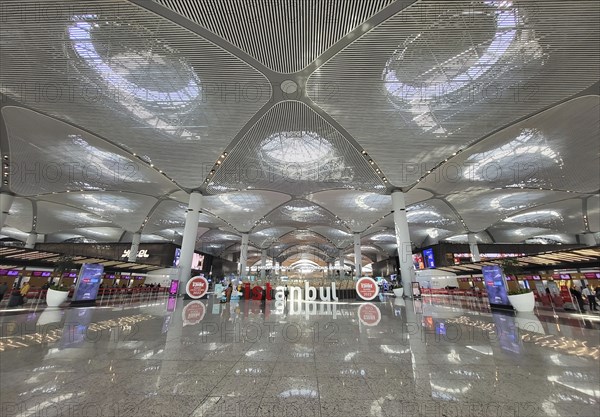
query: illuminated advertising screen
422 248 435 269
169 280 180 295
482 265 510 308
412 253 424 270
173 249 205 270
72 263 104 302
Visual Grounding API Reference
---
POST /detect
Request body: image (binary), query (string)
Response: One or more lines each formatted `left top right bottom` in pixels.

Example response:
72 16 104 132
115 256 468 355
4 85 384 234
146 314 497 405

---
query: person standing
224 283 233 303
582 286 598 311
0 282 8 301
19 281 31 305
570 286 586 313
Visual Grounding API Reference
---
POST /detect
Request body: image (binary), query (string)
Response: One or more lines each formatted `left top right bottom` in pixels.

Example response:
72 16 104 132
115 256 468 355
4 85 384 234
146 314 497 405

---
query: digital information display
422 248 435 269
72 263 104 303
482 265 511 309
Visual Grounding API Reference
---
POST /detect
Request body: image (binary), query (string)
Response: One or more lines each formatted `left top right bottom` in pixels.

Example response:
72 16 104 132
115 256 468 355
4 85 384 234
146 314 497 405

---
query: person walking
582 286 598 311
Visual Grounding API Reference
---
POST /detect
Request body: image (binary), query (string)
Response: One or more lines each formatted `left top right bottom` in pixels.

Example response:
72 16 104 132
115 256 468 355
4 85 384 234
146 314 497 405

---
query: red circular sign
186 276 208 299
182 301 206 326
356 277 379 301
358 303 381 326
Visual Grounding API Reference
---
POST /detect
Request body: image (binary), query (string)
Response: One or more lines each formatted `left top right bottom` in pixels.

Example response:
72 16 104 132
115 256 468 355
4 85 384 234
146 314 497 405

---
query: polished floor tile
1 296 599 417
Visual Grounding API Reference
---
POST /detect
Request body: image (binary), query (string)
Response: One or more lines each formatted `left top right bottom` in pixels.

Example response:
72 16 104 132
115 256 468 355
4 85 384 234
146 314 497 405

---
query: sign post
356 277 380 301
185 275 209 299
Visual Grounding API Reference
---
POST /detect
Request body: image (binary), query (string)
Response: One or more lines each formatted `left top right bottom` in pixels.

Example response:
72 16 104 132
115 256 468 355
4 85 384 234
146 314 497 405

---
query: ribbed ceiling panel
203 191 290 232
261 199 345 230
2 107 177 196
308 190 392 232
153 0 396 73
41 192 157 232
0 0 270 189
308 226 354 248
446 189 575 232
307 0 600 187
500 198 586 234
5 198 33 233
250 226 296 248
207 101 385 197
35 201 114 234
414 96 600 195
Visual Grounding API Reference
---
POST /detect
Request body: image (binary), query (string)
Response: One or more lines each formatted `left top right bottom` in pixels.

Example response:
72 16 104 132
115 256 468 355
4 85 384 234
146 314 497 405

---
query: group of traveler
569 285 599 312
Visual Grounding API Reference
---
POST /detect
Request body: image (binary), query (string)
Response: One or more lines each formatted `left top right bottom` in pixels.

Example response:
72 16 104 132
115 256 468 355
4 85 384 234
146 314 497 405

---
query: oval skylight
260 131 333 165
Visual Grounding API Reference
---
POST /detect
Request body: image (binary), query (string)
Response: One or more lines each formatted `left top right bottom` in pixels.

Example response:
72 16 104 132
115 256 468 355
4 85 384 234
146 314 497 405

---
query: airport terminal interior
0 0 599 416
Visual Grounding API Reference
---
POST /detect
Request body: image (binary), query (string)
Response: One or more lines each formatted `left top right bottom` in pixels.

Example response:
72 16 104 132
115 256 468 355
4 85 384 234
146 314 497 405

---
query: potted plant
46 284 69 307
393 283 404 298
507 287 535 312
46 255 76 307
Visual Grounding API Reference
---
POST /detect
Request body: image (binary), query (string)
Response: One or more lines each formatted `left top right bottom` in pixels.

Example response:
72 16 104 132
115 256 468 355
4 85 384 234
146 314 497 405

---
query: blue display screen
423 248 435 268
482 265 510 306
73 264 104 302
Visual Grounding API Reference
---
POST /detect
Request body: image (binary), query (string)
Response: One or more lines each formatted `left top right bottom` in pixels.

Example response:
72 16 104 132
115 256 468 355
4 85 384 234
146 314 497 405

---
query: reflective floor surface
1 296 599 417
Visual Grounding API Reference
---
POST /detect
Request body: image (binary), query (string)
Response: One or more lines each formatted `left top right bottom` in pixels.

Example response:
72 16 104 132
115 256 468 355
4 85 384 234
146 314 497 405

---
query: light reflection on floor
0 296 598 417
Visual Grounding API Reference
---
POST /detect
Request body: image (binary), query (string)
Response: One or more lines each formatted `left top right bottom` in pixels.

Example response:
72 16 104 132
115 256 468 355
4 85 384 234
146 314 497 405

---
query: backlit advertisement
173 249 204 270
482 265 510 308
423 248 435 269
72 263 104 302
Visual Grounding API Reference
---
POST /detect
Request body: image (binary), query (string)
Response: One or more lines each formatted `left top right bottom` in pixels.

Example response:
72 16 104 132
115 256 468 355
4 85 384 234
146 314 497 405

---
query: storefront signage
186 276 209 299
356 277 379 301
121 249 150 258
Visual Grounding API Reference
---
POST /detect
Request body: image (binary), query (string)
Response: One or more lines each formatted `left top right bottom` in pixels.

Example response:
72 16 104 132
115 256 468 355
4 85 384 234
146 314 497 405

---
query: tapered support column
240 233 249 278
178 192 202 294
260 249 267 280
468 233 481 262
128 232 141 262
25 232 37 249
579 233 597 247
392 191 414 294
1 193 14 229
354 233 361 279
338 249 345 279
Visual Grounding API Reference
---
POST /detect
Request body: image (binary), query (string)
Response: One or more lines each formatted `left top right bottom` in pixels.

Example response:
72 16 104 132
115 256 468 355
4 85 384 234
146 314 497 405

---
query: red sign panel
358 303 381 326
186 276 209 299
356 277 379 301
182 301 206 326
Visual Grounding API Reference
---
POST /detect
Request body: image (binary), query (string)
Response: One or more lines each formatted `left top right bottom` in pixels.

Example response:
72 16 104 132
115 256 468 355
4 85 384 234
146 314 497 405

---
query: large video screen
482 265 510 307
412 253 424 270
423 248 436 269
73 263 104 302
173 249 204 270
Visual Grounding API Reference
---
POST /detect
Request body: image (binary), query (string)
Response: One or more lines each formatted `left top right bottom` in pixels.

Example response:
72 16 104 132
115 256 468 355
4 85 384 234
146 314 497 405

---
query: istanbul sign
272 277 380 302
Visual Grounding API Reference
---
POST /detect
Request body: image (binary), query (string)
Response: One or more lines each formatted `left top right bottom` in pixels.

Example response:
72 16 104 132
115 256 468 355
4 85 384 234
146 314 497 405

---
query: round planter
46 288 69 307
393 288 404 298
37 308 63 326
508 292 535 313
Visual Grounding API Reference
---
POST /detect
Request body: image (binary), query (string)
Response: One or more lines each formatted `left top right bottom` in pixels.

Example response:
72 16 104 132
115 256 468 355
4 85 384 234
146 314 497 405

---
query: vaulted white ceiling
1 0 599 263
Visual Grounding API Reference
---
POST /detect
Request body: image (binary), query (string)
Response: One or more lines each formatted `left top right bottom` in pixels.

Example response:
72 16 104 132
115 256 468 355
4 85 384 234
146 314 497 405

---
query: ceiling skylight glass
68 15 200 108
260 131 333 165
384 1 517 101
